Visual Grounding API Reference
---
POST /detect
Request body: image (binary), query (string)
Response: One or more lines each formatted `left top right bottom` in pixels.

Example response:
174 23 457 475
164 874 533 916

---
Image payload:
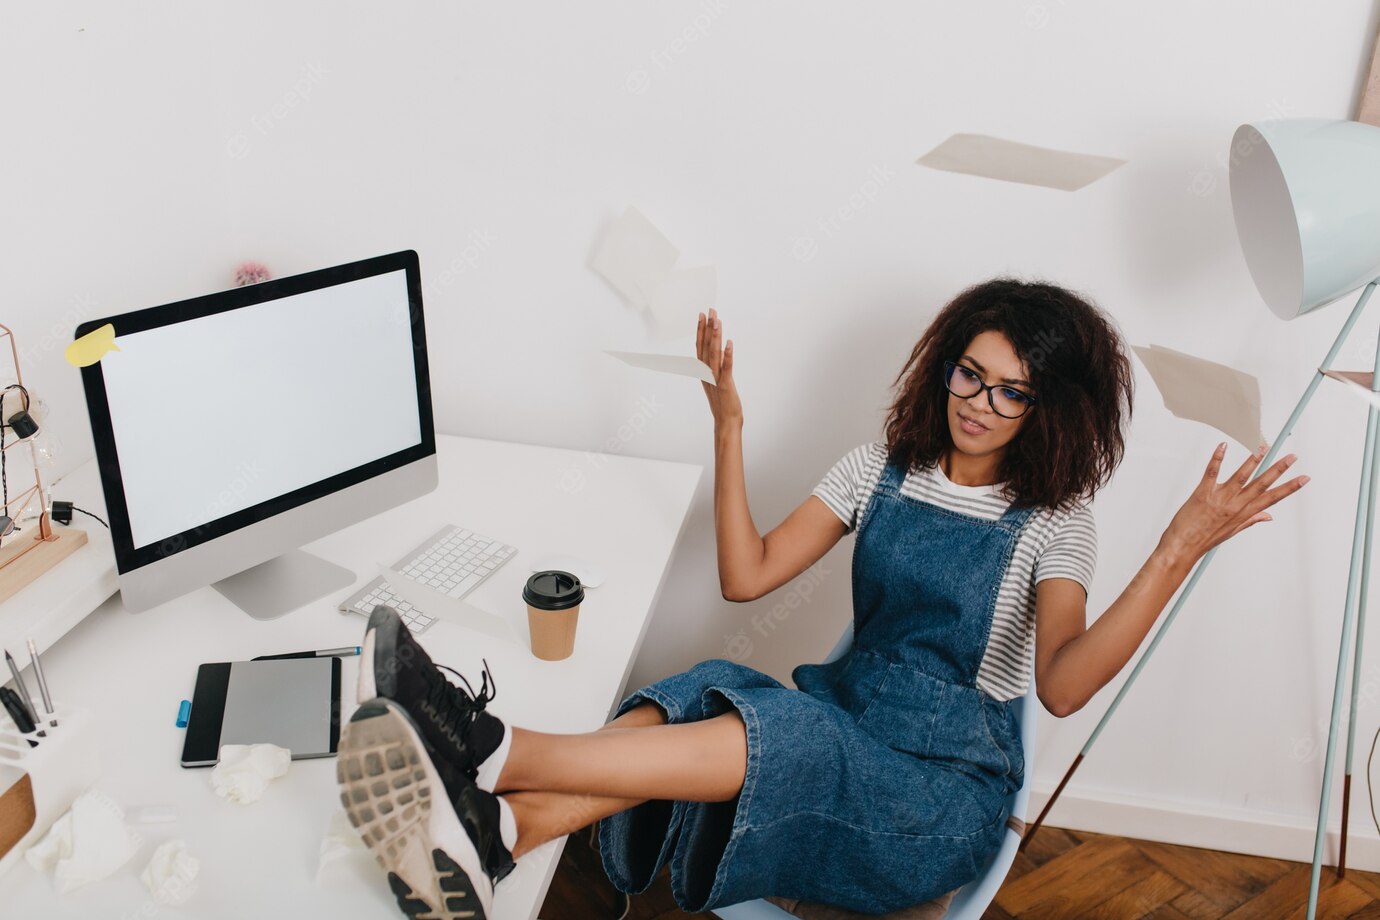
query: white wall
8 0 1380 865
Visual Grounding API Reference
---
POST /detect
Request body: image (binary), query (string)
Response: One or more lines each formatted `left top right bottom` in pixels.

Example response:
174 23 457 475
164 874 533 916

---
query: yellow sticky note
66 324 120 367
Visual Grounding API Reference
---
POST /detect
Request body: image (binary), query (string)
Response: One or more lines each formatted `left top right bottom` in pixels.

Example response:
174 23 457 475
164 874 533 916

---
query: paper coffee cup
523 570 585 660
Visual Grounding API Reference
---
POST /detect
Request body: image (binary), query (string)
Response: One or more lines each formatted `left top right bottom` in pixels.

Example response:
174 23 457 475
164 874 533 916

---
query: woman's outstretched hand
1159 442 1309 564
698 307 743 427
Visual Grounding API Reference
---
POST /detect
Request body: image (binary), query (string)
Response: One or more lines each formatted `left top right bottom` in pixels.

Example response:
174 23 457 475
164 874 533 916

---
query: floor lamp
1017 117 1380 920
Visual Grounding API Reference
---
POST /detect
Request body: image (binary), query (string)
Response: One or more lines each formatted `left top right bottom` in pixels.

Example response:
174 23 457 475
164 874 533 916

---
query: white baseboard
1030 783 1380 872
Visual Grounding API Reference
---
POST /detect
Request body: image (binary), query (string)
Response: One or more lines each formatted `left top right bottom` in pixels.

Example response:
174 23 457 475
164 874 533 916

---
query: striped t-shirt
811 441 1097 701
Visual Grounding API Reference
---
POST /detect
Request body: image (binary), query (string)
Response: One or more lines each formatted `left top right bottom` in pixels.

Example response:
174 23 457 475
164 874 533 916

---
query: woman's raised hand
1159 442 1309 564
697 308 743 427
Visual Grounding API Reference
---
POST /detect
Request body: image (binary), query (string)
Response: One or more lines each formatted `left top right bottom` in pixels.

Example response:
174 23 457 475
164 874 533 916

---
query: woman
336 279 1308 919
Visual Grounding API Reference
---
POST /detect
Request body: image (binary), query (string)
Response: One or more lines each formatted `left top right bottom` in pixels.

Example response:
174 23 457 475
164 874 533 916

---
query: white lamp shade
1229 118 1380 320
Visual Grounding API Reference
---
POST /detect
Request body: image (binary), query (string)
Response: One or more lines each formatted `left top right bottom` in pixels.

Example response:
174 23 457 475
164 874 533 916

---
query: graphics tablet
181 657 341 767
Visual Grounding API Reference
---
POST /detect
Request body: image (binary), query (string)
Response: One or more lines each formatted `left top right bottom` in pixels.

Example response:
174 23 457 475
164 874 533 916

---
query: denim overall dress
599 451 1033 914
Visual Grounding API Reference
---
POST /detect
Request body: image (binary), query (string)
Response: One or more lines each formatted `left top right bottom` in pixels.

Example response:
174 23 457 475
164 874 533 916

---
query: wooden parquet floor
536 825 1380 920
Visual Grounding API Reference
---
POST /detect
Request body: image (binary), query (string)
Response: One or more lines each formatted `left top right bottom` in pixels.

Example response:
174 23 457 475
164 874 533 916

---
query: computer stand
211 547 354 621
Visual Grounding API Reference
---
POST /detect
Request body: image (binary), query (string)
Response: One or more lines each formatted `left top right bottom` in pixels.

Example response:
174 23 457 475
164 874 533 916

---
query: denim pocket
978 706 1012 779
978 701 1023 791
817 652 888 722
853 660 943 757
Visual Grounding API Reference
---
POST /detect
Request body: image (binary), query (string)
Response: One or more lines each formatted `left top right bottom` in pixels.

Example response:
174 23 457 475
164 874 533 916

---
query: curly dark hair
882 277 1133 511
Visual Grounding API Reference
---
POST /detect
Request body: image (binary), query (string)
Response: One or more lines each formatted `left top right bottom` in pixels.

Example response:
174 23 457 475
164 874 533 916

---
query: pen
26 637 56 728
253 646 361 661
3 650 42 737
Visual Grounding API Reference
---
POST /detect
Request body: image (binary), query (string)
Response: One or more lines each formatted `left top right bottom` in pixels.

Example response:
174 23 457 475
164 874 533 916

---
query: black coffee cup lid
523 570 584 610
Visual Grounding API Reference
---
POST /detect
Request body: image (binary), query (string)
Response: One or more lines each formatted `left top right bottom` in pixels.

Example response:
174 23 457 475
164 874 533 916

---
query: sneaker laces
423 658 497 729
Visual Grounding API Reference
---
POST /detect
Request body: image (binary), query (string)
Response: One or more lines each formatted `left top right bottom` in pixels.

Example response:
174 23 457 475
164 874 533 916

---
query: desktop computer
74 250 501 620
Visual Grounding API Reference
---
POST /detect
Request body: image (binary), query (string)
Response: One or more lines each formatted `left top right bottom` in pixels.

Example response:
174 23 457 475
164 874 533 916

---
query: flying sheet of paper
648 266 717 333
604 350 716 384
1359 27 1380 127
591 207 681 310
1132 344 1264 450
916 133 1126 191
1323 369 1380 409
378 564 518 644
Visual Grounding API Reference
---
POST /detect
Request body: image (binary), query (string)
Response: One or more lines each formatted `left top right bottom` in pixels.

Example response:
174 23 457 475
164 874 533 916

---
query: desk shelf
0 458 118 661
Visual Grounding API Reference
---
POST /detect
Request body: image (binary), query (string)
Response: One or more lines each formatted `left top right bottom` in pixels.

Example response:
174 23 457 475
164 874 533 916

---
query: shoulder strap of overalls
998 498 1035 529
878 448 909 492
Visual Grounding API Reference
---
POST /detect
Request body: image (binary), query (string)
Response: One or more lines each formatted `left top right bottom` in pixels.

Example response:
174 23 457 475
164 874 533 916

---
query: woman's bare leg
496 701 668 858
495 711 748 801
504 790 644 859
499 700 745 860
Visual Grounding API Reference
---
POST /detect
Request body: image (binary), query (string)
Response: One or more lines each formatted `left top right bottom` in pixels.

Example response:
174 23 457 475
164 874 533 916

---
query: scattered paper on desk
916 133 1126 191
649 266 717 334
210 743 290 804
380 564 518 643
141 839 199 907
592 207 681 309
604 350 716 385
1322 369 1380 409
129 804 179 824
25 788 139 894
65 323 120 367
1132 344 1264 450
317 811 370 882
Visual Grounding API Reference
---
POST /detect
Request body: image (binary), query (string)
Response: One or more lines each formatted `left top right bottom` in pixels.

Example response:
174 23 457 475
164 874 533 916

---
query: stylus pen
253 646 361 661
4 649 43 737
26 638 56 727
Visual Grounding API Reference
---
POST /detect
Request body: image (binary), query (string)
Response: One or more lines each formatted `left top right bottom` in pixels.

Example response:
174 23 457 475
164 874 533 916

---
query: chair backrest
822 624 854 665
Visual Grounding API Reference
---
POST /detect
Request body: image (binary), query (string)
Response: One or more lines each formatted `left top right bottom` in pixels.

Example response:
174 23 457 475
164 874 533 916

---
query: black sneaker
359 606 506 780
337 697 516 920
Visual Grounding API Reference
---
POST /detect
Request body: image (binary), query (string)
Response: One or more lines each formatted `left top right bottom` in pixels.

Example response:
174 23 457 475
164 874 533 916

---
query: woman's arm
699 309 847 603
1033 442 1309 717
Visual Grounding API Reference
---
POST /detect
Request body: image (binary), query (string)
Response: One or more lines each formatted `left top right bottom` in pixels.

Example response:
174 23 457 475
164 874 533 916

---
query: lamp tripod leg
1338 351 1380 881
1021 281 1378 852
1307 335 1380 919
1020 755 1082 851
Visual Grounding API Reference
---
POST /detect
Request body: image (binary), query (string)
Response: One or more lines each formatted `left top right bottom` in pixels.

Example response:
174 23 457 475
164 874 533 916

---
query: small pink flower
234 261 272 286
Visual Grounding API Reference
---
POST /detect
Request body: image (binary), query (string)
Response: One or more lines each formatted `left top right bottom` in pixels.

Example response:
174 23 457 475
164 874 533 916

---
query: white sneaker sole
336 699 494 920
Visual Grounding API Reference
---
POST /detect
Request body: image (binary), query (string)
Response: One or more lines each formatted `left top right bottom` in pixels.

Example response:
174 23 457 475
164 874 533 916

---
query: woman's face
946 330 1033 459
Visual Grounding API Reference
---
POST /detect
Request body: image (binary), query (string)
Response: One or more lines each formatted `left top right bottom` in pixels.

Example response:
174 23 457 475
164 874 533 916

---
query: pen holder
0 703 99 878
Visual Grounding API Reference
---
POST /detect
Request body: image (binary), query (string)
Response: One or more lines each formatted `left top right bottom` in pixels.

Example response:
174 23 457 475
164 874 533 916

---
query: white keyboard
338 524 518 634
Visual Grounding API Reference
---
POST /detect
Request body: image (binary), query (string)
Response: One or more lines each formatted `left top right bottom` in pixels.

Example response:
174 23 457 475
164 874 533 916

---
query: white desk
0 434 702 920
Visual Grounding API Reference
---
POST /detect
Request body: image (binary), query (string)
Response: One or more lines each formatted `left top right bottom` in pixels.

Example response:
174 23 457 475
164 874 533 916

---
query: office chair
714 627 1036 920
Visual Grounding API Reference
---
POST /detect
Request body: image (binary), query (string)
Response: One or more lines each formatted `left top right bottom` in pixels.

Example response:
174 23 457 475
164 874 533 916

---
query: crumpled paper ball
25 788 140 893
209 743 291 804
141 839 199 907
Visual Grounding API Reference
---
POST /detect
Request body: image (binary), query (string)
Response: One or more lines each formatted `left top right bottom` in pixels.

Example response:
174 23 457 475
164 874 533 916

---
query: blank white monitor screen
98 268 422 549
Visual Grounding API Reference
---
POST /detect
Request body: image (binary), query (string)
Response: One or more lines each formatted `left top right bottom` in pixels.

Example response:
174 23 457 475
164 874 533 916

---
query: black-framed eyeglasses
942 361 1037 419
